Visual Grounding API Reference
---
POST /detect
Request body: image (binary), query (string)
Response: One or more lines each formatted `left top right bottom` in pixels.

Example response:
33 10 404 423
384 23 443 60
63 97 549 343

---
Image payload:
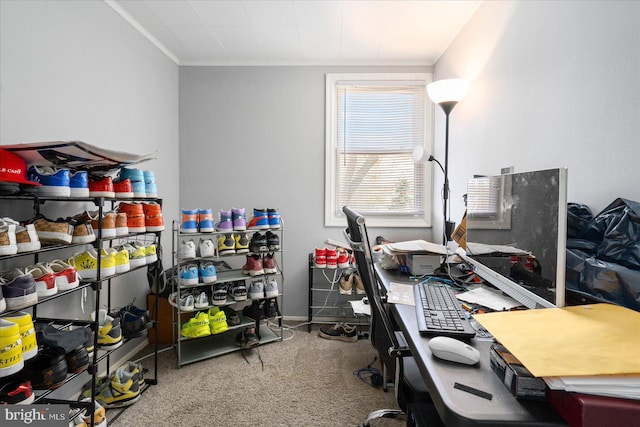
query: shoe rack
0 194 161 425
171 218 284 368
307 252 370 332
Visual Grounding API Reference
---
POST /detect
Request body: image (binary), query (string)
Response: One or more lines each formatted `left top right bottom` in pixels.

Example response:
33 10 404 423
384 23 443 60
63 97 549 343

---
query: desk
375 265 566 427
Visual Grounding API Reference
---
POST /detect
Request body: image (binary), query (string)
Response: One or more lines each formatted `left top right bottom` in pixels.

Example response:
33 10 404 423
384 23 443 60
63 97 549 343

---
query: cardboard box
407 254 441 275
489 343 547 400
146 293 189 344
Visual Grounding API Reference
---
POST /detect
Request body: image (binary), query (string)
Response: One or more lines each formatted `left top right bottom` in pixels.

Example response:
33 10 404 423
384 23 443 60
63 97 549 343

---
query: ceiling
108 0 481 66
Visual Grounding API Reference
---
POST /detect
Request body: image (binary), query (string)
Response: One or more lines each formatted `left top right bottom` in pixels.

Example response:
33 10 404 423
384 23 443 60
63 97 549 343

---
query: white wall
179 66 431 318
0 1 179 320
431 0 640 239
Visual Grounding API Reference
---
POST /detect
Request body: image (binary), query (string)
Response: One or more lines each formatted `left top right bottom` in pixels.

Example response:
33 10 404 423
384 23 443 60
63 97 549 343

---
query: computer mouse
428 336 480 365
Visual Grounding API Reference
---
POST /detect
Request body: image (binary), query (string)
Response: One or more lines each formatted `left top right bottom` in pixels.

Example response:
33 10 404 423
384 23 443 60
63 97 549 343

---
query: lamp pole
437 101 457 246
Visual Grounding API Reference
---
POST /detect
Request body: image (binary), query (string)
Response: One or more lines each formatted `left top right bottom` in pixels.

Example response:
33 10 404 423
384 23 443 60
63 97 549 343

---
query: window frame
324 72 434 227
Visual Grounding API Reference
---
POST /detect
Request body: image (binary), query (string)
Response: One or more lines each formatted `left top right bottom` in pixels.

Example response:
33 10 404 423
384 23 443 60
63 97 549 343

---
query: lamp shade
412 146 431 163
427 78 470 105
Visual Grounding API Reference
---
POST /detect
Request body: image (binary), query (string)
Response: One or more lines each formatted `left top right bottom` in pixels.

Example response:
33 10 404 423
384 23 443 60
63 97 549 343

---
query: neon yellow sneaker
144 243 157 264
68 250 98 280
0 318 24 377
97 248 116 276
104 247 130 273
180 312 211 338
208 307 229 335
122 243 146 269
4 311 37 361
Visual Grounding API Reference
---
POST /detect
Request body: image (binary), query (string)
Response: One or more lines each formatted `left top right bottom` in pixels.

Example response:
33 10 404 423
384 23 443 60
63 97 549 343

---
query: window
325 73 433 227
466 175 513 230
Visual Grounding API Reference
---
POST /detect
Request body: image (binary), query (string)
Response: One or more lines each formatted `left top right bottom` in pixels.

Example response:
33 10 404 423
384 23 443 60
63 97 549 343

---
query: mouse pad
474 303 640 377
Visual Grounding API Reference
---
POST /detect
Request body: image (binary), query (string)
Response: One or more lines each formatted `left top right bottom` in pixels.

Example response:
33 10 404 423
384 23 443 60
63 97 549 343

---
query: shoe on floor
83 367 141 409
72 398 107 427
319 323 358 342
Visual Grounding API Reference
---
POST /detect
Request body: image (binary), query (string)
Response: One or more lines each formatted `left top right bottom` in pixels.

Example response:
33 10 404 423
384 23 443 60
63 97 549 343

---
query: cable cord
353 356 383 388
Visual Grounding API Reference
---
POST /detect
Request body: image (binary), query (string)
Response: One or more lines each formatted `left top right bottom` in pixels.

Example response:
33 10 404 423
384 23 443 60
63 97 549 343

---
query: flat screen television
457 168 568 308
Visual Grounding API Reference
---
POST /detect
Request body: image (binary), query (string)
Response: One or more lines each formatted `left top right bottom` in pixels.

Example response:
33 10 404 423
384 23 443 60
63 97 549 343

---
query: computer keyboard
414 282 477 339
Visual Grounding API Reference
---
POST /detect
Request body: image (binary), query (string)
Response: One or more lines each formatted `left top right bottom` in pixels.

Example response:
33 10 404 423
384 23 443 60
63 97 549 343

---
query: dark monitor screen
462 168 568 308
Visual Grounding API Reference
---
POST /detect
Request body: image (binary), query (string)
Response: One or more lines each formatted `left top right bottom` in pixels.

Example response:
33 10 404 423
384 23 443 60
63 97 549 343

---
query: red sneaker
264 253 277 274
337 248 351 268
88 176 115 198
113 178 133 198
117 202 146 233
142 201 165 232
326 248 338 269
314 247 327 268
248 254 264 276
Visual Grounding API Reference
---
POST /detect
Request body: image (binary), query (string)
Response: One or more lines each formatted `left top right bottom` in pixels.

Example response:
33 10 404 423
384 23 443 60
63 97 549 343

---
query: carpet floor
108 322 406 427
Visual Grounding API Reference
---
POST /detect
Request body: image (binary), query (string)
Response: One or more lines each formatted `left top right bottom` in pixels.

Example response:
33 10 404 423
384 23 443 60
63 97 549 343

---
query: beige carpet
109 322 406 427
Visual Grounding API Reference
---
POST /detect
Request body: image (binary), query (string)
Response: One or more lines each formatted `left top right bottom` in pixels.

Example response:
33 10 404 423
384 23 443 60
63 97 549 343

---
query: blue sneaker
143 170 157 198
198 208 214 233
119 168 146 198
198 262 217 284
69 171 89 198
179 264 199 286
181 209 198 233
267 208 281 229
247 208 269 230
27 166 70 197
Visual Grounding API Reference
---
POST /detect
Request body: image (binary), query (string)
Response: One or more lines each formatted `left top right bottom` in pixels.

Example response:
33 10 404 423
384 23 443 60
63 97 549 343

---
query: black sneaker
264 298 278 319
318 323 358 342
265 231 280 251
243 300 264 321
66 345 89 373
228 281 247 301
235 327 260 349
222 306 241 326
24 346 69 389
249 232 268 253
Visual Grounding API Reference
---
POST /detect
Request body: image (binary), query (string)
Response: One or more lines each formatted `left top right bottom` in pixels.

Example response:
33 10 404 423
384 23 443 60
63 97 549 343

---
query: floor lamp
427 78 470 245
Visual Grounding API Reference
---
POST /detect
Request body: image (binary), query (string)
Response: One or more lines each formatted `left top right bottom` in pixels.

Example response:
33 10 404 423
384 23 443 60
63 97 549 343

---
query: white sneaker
48 259 79 291
168 292 195 311
194 291 209 309
25 263 58 297
180 240 196 259
2 218 39 253
198 238 216 258
0 219 17 255
264 278 279 298
248 280 265 300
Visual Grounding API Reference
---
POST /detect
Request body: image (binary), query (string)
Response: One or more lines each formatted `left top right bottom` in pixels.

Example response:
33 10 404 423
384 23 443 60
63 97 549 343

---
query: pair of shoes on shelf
247 278 279 300
247 208 281 230
339 272 365 295
213 208 247 232
117 201 165 233
180 208 215 233
215 232 249 256
249 231 279 252
178 261 217 285
0 269 38 310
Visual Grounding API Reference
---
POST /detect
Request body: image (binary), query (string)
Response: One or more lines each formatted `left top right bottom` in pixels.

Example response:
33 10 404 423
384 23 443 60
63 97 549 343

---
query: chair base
360 409 405 427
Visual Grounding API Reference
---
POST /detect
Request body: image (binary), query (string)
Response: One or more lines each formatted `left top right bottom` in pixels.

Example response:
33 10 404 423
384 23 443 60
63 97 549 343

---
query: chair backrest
343 206 403 353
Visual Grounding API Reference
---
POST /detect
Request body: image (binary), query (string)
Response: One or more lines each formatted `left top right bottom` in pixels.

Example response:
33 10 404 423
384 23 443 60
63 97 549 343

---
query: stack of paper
544 375 640 400
381 240 447 255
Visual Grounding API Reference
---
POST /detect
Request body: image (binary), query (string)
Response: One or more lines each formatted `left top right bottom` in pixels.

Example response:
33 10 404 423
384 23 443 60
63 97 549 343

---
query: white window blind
467 177 502 218
325 73 432 227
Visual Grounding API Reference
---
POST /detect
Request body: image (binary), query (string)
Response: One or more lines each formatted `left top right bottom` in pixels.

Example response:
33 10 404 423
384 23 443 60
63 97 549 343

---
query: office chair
343 206 444 427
